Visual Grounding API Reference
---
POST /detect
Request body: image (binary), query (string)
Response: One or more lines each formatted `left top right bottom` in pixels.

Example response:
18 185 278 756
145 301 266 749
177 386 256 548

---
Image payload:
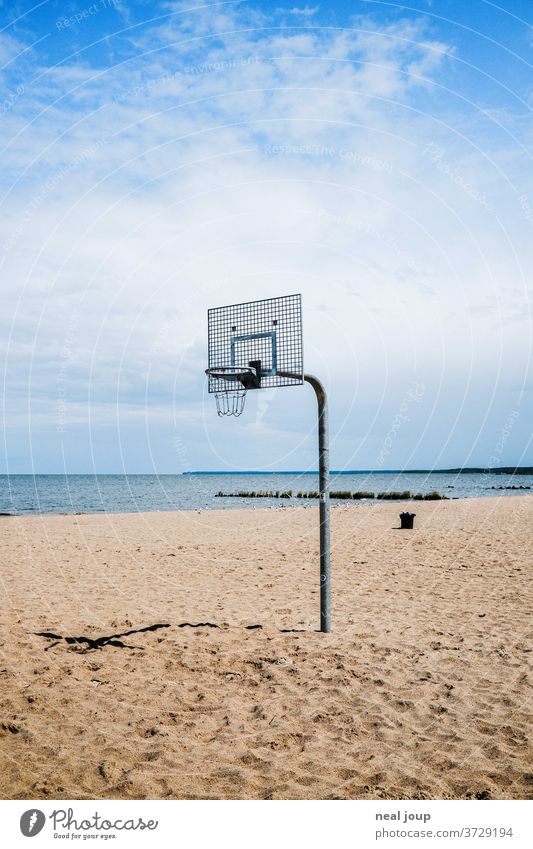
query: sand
0 495 531 800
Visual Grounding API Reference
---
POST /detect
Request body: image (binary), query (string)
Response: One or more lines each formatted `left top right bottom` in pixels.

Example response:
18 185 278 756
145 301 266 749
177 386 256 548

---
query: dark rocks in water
216 489 449 501
490 485 530 491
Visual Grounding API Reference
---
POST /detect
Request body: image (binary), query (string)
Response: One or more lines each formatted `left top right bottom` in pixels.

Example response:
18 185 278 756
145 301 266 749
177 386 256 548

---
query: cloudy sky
1 0 532 473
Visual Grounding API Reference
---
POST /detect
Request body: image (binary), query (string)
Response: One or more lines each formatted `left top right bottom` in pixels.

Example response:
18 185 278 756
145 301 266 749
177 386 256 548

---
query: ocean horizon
182 467 533 475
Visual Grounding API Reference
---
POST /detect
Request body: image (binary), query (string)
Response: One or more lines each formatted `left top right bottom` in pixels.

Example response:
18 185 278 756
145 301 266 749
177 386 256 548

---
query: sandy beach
0 495 531 800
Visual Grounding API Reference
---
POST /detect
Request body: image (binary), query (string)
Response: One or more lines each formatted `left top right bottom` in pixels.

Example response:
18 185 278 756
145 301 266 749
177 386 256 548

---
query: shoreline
0 490 531 519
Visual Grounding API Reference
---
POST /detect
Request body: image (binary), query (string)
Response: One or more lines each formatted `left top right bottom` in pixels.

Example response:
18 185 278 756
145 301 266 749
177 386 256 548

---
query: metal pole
304 374 331 632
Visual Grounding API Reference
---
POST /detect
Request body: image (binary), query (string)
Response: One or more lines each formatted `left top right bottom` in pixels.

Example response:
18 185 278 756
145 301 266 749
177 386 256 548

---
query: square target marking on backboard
207 294 303 393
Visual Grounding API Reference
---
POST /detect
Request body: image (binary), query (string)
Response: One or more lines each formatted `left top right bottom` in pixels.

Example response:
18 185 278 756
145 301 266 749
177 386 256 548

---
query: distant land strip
183 467 533 475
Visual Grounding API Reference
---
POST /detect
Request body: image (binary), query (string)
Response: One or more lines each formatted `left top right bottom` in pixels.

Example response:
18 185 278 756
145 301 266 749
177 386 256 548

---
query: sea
0 472 532 516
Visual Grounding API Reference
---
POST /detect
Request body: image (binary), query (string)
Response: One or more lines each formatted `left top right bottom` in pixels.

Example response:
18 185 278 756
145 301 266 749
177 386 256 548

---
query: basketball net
214 388 247 417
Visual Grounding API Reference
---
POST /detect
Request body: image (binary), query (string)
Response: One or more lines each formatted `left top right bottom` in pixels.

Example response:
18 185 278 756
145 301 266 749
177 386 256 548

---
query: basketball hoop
204 294 332 632
205 366 259 417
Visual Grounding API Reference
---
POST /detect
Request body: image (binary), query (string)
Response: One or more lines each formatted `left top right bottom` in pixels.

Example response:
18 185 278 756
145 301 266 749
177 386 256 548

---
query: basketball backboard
207 294 303 394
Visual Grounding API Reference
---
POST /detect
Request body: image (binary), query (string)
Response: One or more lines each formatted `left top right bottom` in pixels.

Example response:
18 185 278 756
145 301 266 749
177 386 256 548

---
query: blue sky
1 0 532 472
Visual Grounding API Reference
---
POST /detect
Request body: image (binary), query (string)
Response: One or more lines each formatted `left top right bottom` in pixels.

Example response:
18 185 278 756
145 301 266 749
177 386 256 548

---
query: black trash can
400 512 416 529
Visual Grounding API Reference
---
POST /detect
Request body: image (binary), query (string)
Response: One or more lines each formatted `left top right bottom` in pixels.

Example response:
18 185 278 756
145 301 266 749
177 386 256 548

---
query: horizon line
184 467 532 475
2 466 532 476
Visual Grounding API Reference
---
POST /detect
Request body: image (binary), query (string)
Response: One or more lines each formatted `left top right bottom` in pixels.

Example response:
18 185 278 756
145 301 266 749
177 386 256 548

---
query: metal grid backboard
207 294 303 392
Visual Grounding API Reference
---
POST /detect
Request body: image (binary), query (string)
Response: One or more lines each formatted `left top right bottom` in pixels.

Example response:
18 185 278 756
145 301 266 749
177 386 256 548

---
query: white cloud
1 2 532 471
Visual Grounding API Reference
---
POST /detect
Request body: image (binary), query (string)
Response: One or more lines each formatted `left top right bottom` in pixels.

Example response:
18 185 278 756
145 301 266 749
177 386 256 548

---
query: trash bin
400 512 416 529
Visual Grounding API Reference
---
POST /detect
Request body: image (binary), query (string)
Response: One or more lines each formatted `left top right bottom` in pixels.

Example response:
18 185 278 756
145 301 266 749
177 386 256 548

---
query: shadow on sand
35 621 316 651
35 623 170 652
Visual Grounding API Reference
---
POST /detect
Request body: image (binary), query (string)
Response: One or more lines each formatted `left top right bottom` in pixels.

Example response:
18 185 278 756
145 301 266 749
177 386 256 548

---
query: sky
0 0 532 473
